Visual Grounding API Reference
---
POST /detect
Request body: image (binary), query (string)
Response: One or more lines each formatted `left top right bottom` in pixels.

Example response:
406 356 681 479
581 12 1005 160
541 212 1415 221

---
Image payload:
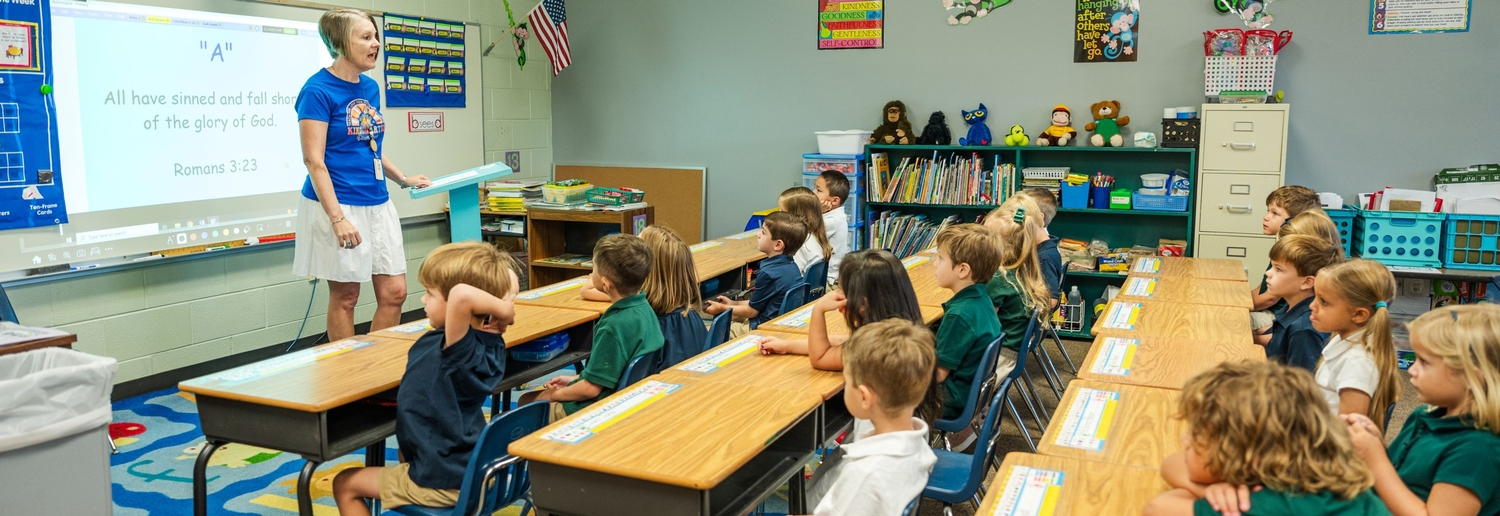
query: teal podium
409 161 514 242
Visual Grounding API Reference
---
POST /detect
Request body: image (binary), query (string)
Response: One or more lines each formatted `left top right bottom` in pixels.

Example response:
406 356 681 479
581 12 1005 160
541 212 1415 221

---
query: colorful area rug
109 382 794 515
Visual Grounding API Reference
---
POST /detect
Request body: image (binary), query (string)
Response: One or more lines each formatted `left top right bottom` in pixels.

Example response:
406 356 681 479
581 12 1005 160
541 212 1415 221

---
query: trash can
0 348 116 516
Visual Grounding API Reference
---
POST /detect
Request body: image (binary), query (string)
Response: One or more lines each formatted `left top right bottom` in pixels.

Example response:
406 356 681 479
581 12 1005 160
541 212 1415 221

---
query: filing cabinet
1193 104 1289 287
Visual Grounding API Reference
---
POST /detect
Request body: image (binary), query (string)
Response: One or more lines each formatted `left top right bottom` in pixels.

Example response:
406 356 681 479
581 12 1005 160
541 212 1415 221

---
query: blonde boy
1262 234 1342 370
1251 185 1323 331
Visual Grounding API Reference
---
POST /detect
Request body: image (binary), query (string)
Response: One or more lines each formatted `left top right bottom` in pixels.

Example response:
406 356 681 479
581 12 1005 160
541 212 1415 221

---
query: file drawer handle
1226 247 1248 258
1224 205 1254 213
1223 142 1257 150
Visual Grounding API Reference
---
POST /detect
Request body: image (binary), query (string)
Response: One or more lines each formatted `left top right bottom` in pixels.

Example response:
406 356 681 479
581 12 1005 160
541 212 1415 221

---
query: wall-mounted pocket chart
382 13 465 108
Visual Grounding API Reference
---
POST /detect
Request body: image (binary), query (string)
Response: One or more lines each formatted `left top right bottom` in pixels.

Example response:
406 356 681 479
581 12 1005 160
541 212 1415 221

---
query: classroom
1 0 1498 515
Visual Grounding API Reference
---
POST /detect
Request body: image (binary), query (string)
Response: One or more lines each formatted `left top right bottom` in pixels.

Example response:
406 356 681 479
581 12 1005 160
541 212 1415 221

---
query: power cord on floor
285 277 325 353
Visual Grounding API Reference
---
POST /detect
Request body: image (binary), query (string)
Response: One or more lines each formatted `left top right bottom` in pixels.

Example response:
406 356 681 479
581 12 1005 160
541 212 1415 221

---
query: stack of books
870 152 1015 206
1020 167 1069 197
868 211 964 258
486 180 541 211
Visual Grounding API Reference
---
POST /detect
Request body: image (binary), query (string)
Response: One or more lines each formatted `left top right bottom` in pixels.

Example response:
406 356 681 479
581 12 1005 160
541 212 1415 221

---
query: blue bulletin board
382 13 466 108
0 0 65 229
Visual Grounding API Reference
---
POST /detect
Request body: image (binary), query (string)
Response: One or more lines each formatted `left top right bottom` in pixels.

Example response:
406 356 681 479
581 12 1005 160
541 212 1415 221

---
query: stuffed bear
916 111 952 146
1085 100 1131 147
1035 105 1076 146
870 100 915 145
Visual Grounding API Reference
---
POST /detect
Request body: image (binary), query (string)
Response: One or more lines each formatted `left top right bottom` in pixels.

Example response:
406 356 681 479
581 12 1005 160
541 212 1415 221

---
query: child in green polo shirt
931 224 1002 422
1145 361 1389 516
522 234 665 422
1343 305 1500 516
981 199 1054 363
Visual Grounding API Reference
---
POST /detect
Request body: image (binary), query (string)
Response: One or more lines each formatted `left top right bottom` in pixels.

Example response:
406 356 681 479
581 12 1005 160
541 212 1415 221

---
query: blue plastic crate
1131 193 1189 212
1352 210 1444 267
510 332 569 362
1443 213 1500 270
1326 205 1357 256
1060 183 1089 209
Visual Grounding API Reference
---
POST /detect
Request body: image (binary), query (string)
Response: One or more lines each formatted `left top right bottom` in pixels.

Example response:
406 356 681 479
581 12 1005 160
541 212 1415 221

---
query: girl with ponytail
1309 258 1400 422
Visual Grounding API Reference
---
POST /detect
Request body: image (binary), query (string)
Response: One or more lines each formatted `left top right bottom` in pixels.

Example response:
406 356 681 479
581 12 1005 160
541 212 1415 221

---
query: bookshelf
526 206 656 287
863 145 1198 339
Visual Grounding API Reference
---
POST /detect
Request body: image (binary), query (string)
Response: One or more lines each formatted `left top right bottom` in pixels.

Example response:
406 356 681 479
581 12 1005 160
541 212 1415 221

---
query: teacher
294 9 431 342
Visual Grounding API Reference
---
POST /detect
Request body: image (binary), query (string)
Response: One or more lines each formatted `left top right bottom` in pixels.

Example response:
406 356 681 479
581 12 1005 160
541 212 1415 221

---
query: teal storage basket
1443 214 1500 270
1326 205 1357 256
1352 210 1444 268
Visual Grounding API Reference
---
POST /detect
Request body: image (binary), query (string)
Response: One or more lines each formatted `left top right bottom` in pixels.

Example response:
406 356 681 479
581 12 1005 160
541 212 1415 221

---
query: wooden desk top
977 453 1169 516
179 335 414 412
1130 256 1248 283
514 278 613 314
692 252 748 281
704 231 766 262
1037 380 1185 470
1078 334 1265 390
905 260 956 308
0 333 77 357
757 303 943 335
1115 275 1252 309
508 376 822 489
655 330 844 400
1091 300 1251 346
372 305 599 346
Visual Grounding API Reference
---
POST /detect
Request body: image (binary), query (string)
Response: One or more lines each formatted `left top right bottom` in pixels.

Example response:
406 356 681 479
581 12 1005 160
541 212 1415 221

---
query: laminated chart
993 466 1065 516
1101 302 1142 331
817 0 883 50
213 340 374 385
1132 257 1161 274
676 335 768 373
902 255 930 270
382 13 466 107
1053 388 1120 451
517 277 589 300
387 321 431 334
541 381 681 444
1089 337 1138 377
774 305 817 328
689 241 723 252
0 0 64 229
1123 277 1156 297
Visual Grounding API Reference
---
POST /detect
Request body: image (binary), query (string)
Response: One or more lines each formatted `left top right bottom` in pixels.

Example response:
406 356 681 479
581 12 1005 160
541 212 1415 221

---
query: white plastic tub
1140 173 1170 189
816 130 873 155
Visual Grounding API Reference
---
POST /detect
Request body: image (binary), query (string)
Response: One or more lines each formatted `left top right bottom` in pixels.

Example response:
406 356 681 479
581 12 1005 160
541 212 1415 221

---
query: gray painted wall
553 0 1497 238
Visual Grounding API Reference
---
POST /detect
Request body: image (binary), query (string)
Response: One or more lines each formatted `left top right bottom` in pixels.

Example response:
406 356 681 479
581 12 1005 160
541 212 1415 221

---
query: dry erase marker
205 245 231 251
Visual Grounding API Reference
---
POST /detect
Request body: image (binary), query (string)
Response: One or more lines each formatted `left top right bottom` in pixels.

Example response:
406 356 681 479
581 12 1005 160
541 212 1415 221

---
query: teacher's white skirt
292 197 407 283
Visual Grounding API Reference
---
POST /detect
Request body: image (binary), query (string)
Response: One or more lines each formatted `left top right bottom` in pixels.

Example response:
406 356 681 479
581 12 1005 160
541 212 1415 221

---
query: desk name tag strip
1101 302 1142 331
774 305 816 328
993 465 1064 516
542 381 682 444
1054 388 1120 451
1124 277 1156 297
517 277 589 300
214 340 375 384
902 255 930 270
1090 337 1138 377
678 335 767 373
1133 257 1161 274
726 230 758 240
389 321 431 334
689 241 724 252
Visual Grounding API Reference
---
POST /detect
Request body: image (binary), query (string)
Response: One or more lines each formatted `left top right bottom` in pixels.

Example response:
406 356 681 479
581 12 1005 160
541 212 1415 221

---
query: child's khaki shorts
379 463 460 509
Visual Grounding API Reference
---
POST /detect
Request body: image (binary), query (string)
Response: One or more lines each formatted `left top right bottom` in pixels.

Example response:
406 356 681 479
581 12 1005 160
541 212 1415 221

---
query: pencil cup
1090 186 1111 209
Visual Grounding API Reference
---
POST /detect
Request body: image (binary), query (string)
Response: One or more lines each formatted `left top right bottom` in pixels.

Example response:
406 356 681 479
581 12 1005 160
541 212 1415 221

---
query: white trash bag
0 348 116 453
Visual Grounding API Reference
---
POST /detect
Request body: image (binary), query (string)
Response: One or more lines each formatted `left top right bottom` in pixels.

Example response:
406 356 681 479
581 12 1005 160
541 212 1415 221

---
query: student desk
903 255 956 308
756 302 944 335
977 453 1169 516
512 276 613 313
179 335 414 516
510 375 824 516
1129 256 1248 282
1078 334 1265 390
1091 299 1252 346
1114 274 1252 309
694 234 766 264
0 332 77 356
369 304 600 412
1037 380 1186 470
654 330 851 446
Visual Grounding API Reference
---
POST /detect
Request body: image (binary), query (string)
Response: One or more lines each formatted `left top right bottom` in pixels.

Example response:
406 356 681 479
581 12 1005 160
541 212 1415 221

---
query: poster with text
1075 0 1139 63
818 1 883 50
0 0 65 229
1371 0 1470 34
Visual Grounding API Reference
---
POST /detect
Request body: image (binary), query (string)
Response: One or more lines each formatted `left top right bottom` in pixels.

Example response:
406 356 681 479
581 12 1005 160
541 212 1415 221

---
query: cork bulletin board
554 165 705 243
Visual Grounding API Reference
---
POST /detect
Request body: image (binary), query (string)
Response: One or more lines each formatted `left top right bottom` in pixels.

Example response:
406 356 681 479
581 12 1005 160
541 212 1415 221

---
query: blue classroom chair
620 348 664 389
383 401 549 516
932 335 1005 450
704 310 733 352
803 260 828 290
920 378 1015 515
780 283 810 316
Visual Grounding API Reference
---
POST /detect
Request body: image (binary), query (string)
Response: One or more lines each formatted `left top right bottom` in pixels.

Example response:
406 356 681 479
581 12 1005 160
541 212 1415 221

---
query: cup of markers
1089 172 1116 209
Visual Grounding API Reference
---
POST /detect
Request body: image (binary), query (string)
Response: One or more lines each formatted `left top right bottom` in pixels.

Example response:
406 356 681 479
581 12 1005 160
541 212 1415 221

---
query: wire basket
1058 301 1086 333
1204 55 1277 96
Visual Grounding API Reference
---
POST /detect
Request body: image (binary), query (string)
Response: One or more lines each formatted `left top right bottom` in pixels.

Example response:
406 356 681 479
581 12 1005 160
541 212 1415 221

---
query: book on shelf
869 151 1015 206
868 211 965 258
536 254 594 267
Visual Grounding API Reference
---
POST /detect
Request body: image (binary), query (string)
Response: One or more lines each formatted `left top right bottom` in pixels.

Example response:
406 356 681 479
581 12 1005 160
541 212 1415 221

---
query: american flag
527 0 570 76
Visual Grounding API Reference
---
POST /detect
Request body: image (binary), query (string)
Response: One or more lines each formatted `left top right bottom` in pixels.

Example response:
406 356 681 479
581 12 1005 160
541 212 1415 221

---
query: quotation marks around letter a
202 41 232 62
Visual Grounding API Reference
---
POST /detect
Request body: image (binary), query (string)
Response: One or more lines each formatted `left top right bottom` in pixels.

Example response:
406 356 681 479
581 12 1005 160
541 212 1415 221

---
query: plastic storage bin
585 186 644 206
814 131 873 155
1160 118 1200 148
1132 193 1189 212
1326 205 1357 256
1444 214 1500 270
1352 210 1445 267
542 181 591 205
1060 183 1089 209
510 333 568 362
0 348 117 516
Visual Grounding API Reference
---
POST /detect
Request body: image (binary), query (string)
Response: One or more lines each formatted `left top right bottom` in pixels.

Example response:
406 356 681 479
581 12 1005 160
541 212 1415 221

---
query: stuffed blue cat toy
959 104 992 146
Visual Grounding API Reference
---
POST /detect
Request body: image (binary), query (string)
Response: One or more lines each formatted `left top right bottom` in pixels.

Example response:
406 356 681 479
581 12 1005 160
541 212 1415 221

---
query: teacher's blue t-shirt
295 69 388 206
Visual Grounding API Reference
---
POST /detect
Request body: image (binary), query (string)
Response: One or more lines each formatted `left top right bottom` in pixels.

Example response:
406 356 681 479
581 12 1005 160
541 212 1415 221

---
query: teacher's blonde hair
318 9 378 59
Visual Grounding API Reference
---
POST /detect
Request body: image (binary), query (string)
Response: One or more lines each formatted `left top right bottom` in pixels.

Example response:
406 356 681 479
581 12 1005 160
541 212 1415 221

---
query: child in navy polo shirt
332 242 519 515
707 211 807 338
1263 234 1342 371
